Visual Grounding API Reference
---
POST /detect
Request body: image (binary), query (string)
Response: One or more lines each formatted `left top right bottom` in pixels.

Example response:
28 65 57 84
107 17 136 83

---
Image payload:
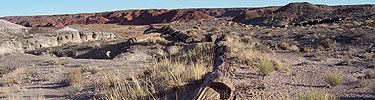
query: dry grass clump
0 86 10 98
0 68 24 86
149 36 171 45
102 43 215 99
320 38 332 48
257 59 276 76
363 52 374 59
287 45 300 52
0 66 15 76
364 69 375 79
224 35 285 75
81 66 101 74
364 19 374 25
302 47 313 52
278 42 299 52
240 36 253 45
298 91 336 100
279 42 289 50
327 72 343 87
64 70 83 95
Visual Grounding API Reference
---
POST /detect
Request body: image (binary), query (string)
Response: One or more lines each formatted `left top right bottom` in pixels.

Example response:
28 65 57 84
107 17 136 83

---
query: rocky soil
0 2 375 100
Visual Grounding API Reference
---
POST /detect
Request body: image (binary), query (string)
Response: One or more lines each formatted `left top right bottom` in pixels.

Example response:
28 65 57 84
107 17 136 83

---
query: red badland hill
0 8 275 27
1 9 212 27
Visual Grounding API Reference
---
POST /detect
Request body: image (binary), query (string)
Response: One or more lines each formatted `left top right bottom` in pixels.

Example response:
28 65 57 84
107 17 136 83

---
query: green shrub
364 20 374 25
327 72 343 87
240 36 253 44
363 52 374 59
257 59 276 76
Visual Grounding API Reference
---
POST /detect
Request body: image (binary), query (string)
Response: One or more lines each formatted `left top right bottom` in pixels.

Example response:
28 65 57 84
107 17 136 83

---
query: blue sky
0 0 374 17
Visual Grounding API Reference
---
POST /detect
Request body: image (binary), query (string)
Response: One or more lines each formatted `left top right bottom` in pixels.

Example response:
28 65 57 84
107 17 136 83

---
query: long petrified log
144 25 235 99
182 35 235 100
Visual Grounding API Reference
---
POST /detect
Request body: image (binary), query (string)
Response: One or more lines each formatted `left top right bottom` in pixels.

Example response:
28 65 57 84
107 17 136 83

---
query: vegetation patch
298 91 336 100
102 43 215 99
327 72 343 87
64 70 83 95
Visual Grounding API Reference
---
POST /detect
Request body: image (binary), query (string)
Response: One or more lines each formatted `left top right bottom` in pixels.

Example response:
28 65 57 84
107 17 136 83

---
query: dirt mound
0 19 26 33
239 2 333 26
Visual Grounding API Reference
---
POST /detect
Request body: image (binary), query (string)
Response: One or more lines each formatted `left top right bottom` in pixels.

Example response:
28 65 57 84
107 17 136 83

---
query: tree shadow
27 81 68 89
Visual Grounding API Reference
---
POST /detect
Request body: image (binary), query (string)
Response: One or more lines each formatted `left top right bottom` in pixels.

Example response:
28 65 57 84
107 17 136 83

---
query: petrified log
182 35 235 100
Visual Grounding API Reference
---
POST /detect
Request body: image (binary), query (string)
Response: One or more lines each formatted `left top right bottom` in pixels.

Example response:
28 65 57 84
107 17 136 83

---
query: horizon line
1 2 374 17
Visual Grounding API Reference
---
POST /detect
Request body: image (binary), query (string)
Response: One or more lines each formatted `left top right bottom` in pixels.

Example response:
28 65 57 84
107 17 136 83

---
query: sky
0 0 374 17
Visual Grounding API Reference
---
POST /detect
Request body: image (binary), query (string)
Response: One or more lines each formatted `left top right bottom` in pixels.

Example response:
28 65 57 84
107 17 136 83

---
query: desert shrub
81 66 101 74
64 70 83 95
187 30 198 37
149 37 171 45
30 95 46 100
257 59 276 76
320 39 332 48
327 72 343 87
224 35 285 75
0 66 15 76
0 86 10 98
66 84 83 95
279 42 289 50
298 91 336 100
240 36 253 44
364 20 374 25
363 52 374 59
0 68 23 86
302 47 313 52
287 45 299 52
364 69 375 79
102 43 215 99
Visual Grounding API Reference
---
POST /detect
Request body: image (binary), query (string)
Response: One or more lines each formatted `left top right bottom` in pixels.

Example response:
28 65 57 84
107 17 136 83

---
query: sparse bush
363 52 374 59
102 43 215 99
0 68 23 86
0 65 15 76
320 39 332 48
327 72 343 87
298 91 336 100
257 59 276 76
64 70 82 85
0 86 10 98
66 83 83 95
28 34 34 38
279 42 289 50
287 45 300 52
301 47 313 52
364 69 375 79
81 66 101 74
187 30 198 37
64 70 83 95
240 36 253 44
364 20 374 25
31 95 46 100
